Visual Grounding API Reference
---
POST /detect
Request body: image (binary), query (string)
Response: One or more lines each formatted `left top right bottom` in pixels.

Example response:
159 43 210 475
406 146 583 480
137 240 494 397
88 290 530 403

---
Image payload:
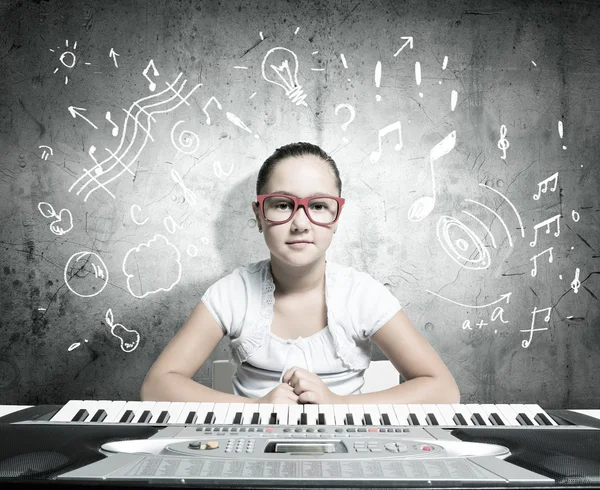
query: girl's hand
282 366 340 404
253 382 299 404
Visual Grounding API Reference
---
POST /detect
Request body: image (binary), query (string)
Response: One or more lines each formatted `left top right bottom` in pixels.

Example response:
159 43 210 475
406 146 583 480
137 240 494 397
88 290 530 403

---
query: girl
141 142 460 405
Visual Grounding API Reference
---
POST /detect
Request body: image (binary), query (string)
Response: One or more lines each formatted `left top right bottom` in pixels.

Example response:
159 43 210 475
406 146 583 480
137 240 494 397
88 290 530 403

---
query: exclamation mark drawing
415 61 422 98
440 56 448 84
558 120 566 150
375 61 382 102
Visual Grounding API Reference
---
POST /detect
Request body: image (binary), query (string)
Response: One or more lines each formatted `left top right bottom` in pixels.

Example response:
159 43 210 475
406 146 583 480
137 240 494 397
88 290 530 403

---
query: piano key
495 403 522 426
175 402 200 424
300 412 308 425
408 413 420 425
453 413 468 426
333 404 349 425
345 413 355 425
156 411 170 424
90 409 107 423
435 404 458 426
80 400 113 423
425 413 439 425
232 412 242 424
250 412 260 424
114 402 141 424
466 404 489 426
451 404 475 426
147 401 173 424
136 410 152 423
362 404 381 426
363 413 373 425
377 404 399 425
516 412 534 426
392 404 411 426
203 411 215 424
288 404 304 425
100 400 127 423
224 403 244 424
471 413 486 426
489 413 504 426
51 400 87 422
271 404 289 425
303 405 319 426
269 413 278 425
317 404 336 426
407 404 428 425
511 404 539 426
72 408 89 422
318 413 326 425
257 403 274 426
526 404 558 426
422 404 445 426
119 410 135 423
480 404 509 426
241 403 260 424
381 413 391 425
195 403 215 424
212 403 230 424
347 404 365 426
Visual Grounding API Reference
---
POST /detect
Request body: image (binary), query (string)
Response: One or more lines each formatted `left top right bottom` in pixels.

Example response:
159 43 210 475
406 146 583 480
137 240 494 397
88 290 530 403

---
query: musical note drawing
497 124 509 159
529 214 561 247
370 121 402 163
171 168 197 205
105 111 119 136
408 130 457 222
533 172 558 200
68 72 201 202
521 306 552 348
143 59 159 91
571 267 581 293
202 96 222 124
530 247 553 277
106 309 140 353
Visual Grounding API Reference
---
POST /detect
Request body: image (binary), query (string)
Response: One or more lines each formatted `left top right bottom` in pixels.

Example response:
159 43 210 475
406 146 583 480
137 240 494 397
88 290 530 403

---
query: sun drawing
49 39 91 84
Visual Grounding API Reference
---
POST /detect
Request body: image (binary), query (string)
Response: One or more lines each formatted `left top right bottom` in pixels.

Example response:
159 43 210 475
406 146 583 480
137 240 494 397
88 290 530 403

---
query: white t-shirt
201 258 402 400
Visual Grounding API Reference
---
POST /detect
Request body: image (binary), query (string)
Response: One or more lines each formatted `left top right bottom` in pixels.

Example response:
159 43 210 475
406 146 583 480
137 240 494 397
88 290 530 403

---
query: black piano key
516 413 534 426
233 412 243 424
251 412 261 424
90 409 107 423
203 411 215 424
534 413 552 426
408 413 420 425
453 413 468 426
345 413 354 425
318 413 326 425
381 413 392 426
269 412 278 425
489 413 505 426
426 413 439 425
300 413 308 425
119 410 135 423
363 413 373 426
156 411 170 424
137 410 152 423
72 409 89 422
471 413 486 426
185 411 197 424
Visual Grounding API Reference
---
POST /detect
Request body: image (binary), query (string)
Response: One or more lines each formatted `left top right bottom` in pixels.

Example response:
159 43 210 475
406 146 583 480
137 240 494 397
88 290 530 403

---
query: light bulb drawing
49 39 91 84
261 47 308 107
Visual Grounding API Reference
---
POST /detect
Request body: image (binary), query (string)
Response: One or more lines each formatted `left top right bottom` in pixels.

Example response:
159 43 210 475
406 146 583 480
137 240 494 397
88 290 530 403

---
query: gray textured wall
0 0 598 407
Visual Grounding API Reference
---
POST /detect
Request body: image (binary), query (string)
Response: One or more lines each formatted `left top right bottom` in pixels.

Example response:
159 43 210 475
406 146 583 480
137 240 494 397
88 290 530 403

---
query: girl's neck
269 255 326 296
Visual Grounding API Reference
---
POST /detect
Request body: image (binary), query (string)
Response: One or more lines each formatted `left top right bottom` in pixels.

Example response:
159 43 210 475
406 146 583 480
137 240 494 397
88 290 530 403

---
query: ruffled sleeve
200 268 248 337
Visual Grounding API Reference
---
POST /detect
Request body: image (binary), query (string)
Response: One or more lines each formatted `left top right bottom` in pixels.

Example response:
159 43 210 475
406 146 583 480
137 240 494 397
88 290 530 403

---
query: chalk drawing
558 120 566 150
442 55 448 70
68 339 88 352
491 307 509 324
142 59 159 91
393 36 413 56
68 70 201 202
39 145 53 160
68 106 98 129
450 90 458 110
530 214 561 247
106 309 140 353
170 120 201 154
213 160 234 179
130 204 149 226
225 112 259 138
426 289 511 308
571 268 581 293
171 169 197 205
497 125 509 159
64 251 109 298
572 209 580 222
109 48 120 68
374 61 382 101
408 130 456 221
461 210 497 248
186 244 198 257
340 54 348 69
335 103 355 143
163 215 182 234
533 172 558 200
122 234 182 298
105 111 119 136
464 199 514 248
37 202 73 236
415 61 422 98
370 120 402 163
49 39 90 84
530 247 553 277
202 96 222 124
435 215 491 270
262 47 308 107
521 306 551 348
480 183 525 238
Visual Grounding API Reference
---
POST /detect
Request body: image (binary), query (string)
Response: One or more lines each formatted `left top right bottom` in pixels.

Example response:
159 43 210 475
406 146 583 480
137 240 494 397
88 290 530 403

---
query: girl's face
252 155 340 267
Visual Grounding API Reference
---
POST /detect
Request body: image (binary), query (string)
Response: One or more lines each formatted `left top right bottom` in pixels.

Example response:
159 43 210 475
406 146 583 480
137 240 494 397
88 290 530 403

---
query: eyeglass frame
255 193 346 226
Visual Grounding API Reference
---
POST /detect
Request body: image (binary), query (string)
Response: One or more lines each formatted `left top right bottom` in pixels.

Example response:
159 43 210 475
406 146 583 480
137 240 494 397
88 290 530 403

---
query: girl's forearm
140 372 251 403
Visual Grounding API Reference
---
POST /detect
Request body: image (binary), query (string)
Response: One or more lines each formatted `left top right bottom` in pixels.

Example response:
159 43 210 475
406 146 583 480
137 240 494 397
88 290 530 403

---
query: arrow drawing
425 290 512 308
109 48 120 68
68 106 98 129
393 37 414 57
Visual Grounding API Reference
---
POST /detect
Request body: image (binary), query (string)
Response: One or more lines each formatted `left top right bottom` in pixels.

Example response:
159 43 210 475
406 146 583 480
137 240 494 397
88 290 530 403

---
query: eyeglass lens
263 196 339 224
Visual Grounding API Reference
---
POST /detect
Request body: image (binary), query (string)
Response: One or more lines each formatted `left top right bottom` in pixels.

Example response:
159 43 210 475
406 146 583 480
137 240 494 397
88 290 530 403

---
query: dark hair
255 142 342 196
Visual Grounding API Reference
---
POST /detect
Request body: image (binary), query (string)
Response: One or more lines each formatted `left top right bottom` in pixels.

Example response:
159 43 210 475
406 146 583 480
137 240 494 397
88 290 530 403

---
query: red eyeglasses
256 194 345 226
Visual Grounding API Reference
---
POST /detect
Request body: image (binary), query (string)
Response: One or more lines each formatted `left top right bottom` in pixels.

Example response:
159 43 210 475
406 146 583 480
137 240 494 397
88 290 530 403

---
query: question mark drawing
335 103 356 143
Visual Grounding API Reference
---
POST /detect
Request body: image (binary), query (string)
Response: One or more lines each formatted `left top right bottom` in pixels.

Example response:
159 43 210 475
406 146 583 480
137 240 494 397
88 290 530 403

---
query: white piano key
465 403 489 426
480 404 510 426
392 404 411 426
157 401 185 424
175 402 200 424
224 403 245 424
495 403 521 426
377 404 399 425
451 404 474 426
272 404 289 425
242 403 260 424
511 403 540 426
257 403 274 425
362 404 381 426
421 404 445 426
133 401 157 423
333 404 349 425
113 401 140 423
303 404 319 425
78 400 111 422
51 400 85 422
526 403 558 426
288 404 304 425
317 404 336 425
435 404 458 426
195 402 215 424
346 404 365 426
102 401 128 423
407 404 427 425
147 401 172 423
212 403 230 424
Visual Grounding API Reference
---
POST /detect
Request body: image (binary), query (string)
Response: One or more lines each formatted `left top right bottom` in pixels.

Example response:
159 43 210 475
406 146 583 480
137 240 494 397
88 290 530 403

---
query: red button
421 445 432 451
368 428 378 432
266 428 274 432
